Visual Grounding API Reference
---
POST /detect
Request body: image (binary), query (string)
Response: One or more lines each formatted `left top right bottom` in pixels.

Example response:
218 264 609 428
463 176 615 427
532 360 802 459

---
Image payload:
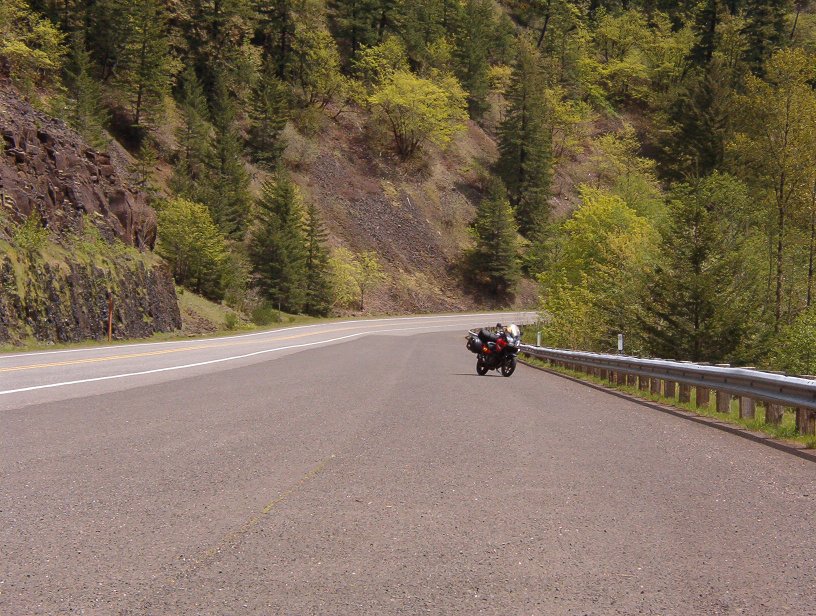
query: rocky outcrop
0 84 181 345
0 86 156 248
0 252 181 344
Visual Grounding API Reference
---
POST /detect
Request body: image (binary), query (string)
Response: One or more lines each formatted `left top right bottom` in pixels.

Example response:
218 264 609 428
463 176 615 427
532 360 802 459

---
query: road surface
1 314 814 615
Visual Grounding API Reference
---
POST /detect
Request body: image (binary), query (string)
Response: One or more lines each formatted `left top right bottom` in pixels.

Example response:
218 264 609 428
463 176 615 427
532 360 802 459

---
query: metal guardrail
519 344 816 435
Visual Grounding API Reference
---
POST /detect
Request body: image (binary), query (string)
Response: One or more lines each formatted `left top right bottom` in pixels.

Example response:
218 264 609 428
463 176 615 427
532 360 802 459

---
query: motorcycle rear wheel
501 356 517 377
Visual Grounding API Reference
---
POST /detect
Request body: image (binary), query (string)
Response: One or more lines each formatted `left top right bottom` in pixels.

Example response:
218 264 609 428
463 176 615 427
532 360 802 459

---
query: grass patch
523 355 816 449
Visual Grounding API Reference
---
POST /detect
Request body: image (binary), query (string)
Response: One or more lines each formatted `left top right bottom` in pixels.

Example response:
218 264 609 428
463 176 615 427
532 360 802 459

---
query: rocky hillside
286 112 505 313
0 85 181 344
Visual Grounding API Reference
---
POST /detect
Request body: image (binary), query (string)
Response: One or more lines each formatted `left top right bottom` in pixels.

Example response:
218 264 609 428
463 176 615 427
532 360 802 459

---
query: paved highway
1 314 814 615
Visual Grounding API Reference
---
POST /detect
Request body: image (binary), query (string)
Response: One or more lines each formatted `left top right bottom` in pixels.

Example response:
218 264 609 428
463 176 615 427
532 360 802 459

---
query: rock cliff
0 85 181 344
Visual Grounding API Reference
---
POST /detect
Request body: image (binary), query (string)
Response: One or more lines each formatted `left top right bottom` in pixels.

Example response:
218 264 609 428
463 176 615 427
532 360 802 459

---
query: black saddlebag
466 335 483 354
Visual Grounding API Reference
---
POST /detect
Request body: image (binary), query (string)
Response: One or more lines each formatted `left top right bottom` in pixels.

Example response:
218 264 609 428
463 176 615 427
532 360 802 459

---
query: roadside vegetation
4 0 816 367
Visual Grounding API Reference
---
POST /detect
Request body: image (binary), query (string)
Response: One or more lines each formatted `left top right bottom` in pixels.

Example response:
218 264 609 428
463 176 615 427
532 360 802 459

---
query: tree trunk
808 192 815 307
775 204 785 329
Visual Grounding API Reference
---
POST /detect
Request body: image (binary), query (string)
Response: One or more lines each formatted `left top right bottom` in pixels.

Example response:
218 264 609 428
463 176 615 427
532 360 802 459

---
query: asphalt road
1 315 814 615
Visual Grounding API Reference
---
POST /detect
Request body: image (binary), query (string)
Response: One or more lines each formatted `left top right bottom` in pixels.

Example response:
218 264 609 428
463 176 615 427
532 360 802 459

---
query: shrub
13 213 49 254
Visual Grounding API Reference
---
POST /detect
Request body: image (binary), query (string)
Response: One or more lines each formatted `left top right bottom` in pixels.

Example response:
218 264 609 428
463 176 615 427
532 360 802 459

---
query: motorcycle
465 324 521 377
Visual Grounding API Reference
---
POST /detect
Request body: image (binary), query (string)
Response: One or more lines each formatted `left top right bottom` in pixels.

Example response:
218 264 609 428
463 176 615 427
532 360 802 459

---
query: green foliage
291 25 348 108
0 0 65 91
769 308 816 375
303 201 333 316
742 0 789 72
13 212 49 254
209 71 252 239
117 0 174 130
497 40 552 236
731 47 816 326
452 0 495 119
329 247 387 310
248 59 290 167
587 125 664 221
131 138 158 197
171 67 213 204
369 70 467 158
249 168 307 312
224 311 241 330
352 37 408 92
251 303 283 325
156 198 229 300
639 173 758 362
539 188 659 353
64 31 108 148
466 182 520 297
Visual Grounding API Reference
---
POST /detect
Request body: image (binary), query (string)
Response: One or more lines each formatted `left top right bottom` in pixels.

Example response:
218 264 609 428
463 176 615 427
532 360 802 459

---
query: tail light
482 345 489 353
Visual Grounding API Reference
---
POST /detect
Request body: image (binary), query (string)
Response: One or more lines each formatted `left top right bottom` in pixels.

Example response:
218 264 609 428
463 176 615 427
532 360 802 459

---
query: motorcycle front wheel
501 356 517 377
476 357 489 376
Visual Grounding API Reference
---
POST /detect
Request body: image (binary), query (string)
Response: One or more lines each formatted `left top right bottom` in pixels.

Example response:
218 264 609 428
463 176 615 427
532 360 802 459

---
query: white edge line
0 324 468 396
0 312 535 360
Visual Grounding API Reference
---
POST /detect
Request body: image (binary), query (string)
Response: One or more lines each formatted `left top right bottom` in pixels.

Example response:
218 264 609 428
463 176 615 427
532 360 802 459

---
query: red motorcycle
465 324 520 377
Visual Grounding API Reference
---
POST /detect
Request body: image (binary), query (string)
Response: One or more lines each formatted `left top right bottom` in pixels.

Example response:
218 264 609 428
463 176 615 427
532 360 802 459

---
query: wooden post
695 387 710 409
739 397 755 420
796 408 816 435
107 291 113 342
663 380 676 400
650 377 661 396
678 383 691 403
638 375 650 391
716 391 731 413
766 403 784 426
626 374 637 387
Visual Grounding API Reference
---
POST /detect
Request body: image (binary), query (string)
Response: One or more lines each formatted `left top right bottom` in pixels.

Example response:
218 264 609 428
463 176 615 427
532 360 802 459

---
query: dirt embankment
0 85 180 344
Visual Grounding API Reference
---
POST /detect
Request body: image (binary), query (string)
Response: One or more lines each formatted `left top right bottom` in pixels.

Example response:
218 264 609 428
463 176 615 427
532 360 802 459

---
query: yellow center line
0 324 388 374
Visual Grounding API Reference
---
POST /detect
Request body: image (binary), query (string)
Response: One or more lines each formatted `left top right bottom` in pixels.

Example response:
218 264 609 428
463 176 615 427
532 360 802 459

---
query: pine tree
132 138 158 196
496 41 552 237
65 31 108 148
209 71 252 239
331 0 380 58
742 0 787 73
660 59 736 179
254 0 296 78
248 59 290 168
181 0 255 90
468 181 520 297
453 0 493 119
171 67 213 204
639 174 754 362
249 168 307 312
303 201 333 316
118 0 173 131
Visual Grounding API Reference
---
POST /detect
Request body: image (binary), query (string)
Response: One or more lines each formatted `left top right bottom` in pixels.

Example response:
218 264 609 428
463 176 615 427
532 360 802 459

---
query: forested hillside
3 0 816 369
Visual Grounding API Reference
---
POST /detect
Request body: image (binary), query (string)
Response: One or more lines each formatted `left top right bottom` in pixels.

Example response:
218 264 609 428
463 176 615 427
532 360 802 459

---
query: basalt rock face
0 253 181 344
0 85 181 344
0 87 156 247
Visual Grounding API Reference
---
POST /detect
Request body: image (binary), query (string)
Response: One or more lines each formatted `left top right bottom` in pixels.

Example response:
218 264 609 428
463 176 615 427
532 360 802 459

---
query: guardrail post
739 397 755 419
678 383 691 403
716 391 730 413
695 387 710 408
626 374 637 387
638 375 650 391
796 408 816 435
765 403 784 425
663 379 676 400
650 377 661 395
